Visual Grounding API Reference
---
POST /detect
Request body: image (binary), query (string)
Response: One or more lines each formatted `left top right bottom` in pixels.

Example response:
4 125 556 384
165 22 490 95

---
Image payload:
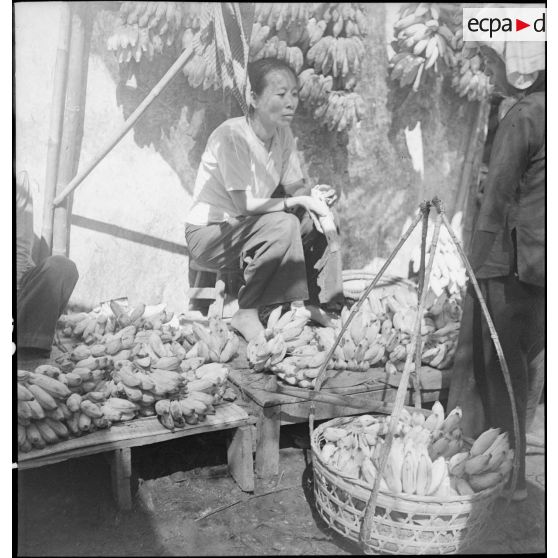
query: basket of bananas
307 200 520 554
310 405 512 554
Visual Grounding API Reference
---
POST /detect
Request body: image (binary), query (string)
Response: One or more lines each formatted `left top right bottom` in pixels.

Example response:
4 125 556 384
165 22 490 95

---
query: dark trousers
472 275 545 489
185 209 344 310
16 256 79 351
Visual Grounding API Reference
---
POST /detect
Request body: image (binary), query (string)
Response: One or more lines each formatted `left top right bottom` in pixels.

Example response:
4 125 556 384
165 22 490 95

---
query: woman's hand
311 184 338 207
294 195 330 218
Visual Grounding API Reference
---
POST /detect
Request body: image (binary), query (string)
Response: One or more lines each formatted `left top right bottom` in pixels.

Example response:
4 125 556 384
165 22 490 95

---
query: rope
197 3 253 115
308 207 426 436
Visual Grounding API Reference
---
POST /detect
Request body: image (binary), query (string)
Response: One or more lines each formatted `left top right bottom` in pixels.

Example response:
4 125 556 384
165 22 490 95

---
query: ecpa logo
463 7 546 42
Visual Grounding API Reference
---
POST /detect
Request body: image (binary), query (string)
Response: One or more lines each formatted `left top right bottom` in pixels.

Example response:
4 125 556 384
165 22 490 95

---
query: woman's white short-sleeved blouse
185 117 304 225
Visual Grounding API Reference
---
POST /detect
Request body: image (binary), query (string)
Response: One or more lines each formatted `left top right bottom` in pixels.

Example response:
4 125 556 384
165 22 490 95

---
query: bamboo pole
53 3 92 257
53 43 195 207
360 207 442 547
39 3 72 260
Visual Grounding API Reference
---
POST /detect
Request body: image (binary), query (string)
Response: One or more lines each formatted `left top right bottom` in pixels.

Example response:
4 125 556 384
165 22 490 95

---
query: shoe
500 488 528 502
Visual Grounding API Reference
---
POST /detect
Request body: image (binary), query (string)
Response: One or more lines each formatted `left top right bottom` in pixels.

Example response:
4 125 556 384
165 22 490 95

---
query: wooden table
228 366 450 481
17 403 256 510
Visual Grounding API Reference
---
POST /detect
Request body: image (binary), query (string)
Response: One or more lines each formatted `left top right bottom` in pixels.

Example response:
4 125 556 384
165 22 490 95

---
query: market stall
16 2 544 556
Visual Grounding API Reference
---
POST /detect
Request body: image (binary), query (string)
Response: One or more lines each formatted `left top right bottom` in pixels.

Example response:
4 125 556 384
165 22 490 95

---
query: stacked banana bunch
107 2 191 63
451 49 494 102
312 90 366 132
154 363 229 430
246 307 310 372
17 367 113 452
389 3 457 92
58 302 174 344
319 402 513 497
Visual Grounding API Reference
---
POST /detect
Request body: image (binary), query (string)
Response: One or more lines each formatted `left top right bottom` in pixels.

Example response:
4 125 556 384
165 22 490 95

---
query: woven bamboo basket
311 416 507 555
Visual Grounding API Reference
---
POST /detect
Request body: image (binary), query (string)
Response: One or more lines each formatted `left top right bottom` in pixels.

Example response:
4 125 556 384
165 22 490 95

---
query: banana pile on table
17 356 233 450
17 367 113 452
58 304 240 369
246 285 462 389
319 402 514 497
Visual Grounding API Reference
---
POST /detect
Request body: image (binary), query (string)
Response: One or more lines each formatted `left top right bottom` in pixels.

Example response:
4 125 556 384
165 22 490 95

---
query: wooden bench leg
110 448 132 511
255 405 281 479
227 425 254 492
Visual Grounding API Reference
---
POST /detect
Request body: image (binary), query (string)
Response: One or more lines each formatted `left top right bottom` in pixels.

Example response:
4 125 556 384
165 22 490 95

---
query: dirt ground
17 401 545 556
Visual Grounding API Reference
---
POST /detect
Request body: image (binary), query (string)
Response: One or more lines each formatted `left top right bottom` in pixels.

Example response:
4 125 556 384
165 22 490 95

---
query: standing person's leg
17 255 79 354
473 276 530 495
185 212 308 340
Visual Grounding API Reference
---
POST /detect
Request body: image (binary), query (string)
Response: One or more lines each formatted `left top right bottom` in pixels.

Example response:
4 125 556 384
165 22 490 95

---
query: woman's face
252 69 299 129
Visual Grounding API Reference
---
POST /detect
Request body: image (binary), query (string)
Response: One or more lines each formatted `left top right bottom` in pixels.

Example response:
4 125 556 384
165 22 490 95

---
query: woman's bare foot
230 308 265 342
293 304 339 328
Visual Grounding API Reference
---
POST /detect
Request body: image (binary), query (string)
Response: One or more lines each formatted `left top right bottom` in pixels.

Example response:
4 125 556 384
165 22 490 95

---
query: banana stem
359 210 442 547
435 198 520 504
308 207 425 436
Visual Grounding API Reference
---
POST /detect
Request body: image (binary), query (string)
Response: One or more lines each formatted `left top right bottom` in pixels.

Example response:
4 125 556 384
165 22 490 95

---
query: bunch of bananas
154 363 229 430
107 2 189 64
298 69 333 106
313 91 365 132
254 3 311 31
389 3 458 92
246 307 314 372
17 367 113 452
308 3 367 39
451 50 494 102
251 36 305 74
319 401 513 497
306 35 365 83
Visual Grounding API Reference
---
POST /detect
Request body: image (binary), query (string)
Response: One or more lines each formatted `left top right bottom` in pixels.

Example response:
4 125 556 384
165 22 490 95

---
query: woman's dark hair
247 58 298 97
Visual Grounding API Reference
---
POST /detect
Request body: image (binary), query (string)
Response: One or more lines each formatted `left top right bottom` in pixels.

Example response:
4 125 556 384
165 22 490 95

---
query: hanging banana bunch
107 2 194 65
389 3 458 92
451 49 494 102
313 90 366 133
248 4 368 131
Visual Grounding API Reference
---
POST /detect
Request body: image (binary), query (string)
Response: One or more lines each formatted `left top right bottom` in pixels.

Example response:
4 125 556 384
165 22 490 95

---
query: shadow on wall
91 9 244 197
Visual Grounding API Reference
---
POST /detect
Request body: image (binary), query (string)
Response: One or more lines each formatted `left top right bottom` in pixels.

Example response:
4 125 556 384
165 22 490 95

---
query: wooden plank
228 368 386 408
18 403 254 470
384 366 452 391
255 406 281 478
110 447 132 510
227 426 254 492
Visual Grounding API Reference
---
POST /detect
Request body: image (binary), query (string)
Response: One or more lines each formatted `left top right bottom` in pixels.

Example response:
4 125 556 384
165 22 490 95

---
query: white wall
15 2 192 312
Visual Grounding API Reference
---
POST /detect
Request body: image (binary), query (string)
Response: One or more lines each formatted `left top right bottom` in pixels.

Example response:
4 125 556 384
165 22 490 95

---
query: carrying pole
359 208 442 547
39 3 71 259
53 43 195 207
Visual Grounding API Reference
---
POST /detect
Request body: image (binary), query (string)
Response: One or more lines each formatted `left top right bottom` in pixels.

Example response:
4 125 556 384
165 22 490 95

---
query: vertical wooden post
53 2 93 257
40 3 71 261
110 447 133 510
